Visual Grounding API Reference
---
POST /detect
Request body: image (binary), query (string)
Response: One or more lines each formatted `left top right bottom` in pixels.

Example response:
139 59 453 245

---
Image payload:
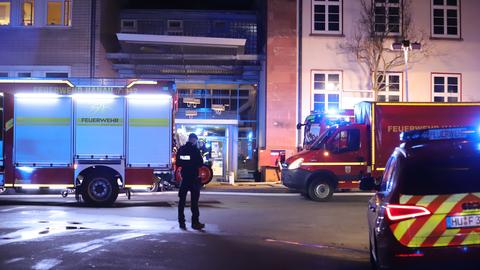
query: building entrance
176 124 236 181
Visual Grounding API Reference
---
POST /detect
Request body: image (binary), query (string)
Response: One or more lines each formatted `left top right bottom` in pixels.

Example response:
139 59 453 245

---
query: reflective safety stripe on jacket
391 193 480 248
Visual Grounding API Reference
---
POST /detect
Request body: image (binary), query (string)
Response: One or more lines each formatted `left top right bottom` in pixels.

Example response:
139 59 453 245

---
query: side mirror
359 177 379 191
296 123 303 130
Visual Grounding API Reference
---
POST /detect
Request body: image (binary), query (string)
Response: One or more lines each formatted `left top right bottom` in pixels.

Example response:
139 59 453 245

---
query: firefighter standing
176 133 205 230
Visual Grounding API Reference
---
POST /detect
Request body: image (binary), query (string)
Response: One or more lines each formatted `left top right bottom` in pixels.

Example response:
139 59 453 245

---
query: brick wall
260 0 298 167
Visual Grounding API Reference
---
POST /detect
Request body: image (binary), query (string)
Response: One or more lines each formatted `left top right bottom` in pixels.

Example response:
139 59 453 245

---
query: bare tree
339 0 431 100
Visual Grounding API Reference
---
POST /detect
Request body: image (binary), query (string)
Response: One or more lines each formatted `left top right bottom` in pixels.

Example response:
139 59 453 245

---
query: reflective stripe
129 118 169 127
14 184 74 188
16 117 70 126
399 195 413 204
462 232 480 245
180 155 191 160
415 195 438 208
395 193 474 248
394 219 415 240
433 229 460 247
125 185 152 188
302 162 367 166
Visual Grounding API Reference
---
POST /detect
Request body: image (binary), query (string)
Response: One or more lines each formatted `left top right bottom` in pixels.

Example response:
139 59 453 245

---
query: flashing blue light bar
400 127 477 142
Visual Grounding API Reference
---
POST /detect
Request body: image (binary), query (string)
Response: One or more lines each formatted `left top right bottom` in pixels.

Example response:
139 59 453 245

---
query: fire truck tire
81 175 119 206
308 178 334 202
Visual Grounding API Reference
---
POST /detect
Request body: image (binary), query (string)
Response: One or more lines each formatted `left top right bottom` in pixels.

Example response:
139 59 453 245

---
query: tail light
386 204 431 222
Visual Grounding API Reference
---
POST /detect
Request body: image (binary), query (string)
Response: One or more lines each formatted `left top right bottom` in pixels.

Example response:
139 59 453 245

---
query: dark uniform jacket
176 142 204 181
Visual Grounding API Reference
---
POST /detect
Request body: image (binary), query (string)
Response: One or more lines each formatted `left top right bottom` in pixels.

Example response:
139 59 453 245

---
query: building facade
0 0 117 78
262 0 480 169
108 9 263 182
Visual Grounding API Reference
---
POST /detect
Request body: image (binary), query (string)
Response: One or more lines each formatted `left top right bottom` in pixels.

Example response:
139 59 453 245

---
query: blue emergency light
400 127 478 142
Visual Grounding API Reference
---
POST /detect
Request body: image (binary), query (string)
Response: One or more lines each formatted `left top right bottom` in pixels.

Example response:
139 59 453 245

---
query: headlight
288 158 304 170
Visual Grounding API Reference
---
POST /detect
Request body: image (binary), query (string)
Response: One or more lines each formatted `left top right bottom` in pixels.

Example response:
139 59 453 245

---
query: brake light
386 204 431 222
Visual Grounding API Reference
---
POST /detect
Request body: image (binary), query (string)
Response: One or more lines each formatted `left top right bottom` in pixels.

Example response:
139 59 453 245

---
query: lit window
432 74 460 102
312 71 341 112
374 0 401 35
47 0 71 26
432 0 460 38
0 1 10 26
312 0 342 34
45 72 69 78
377 73 402 102
17 72 32 78
167 20 183 35
23 0 34 26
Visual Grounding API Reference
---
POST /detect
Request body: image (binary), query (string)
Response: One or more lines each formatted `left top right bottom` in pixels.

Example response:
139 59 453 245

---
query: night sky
121 0 258 10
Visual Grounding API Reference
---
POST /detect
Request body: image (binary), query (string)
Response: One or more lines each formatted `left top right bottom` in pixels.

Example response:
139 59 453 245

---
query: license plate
446 215 480 229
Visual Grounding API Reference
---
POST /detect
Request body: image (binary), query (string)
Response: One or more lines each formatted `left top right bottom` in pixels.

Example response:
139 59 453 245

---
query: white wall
300 0 480 122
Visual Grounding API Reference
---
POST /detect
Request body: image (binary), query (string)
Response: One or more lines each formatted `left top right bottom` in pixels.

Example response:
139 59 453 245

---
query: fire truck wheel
81 175 119 206
308 178 334 202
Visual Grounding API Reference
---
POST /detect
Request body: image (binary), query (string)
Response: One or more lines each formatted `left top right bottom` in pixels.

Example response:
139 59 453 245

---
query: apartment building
261 0 480 168
0 0 118 78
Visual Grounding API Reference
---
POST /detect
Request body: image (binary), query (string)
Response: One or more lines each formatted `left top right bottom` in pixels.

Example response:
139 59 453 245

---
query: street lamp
391 40 421 102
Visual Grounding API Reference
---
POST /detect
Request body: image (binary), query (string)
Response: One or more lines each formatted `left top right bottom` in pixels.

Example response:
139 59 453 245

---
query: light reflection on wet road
0 192 371 270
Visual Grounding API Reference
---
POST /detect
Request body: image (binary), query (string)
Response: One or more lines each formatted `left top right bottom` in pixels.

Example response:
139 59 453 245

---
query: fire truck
283 102 480 202
0 78 178 206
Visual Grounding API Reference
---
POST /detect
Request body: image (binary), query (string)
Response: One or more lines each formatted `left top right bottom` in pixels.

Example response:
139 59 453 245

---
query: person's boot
179 222 187 230
191 221 205 230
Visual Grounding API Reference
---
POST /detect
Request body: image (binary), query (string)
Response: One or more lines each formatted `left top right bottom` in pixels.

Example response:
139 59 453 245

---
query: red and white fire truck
283 102 480 201
0 78 179 206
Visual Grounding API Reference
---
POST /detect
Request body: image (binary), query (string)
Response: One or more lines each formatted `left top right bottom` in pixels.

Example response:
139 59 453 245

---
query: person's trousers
178 180 201 224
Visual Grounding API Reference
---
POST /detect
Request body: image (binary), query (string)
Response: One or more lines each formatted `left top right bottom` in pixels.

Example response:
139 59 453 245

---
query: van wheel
81 175 118 206
308 179 334 202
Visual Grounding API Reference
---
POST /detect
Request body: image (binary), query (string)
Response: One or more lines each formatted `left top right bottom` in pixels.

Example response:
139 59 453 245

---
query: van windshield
400 154 480 195
310 127 336 150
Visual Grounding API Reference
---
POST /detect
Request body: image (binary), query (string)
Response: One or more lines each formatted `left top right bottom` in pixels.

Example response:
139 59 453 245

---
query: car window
400 154 480 195
380 156 396 192
328 129 360 153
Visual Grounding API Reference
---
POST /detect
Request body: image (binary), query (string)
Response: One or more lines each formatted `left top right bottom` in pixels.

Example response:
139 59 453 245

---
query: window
374 0 401 35
0 72 8 77
328 129 360 153
167 20 183 35
23 0 34 26
377 73 402 102
312 71 341 112
432 74 460 102
312 0 342 34
121 19 137 32
47 0 71 26
45 72 68 78
17 72 31 77
381 156 398 193
0 1 10 25
432 0 460 38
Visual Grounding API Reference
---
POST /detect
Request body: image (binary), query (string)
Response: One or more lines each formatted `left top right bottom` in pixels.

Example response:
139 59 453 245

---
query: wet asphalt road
0 191 372 270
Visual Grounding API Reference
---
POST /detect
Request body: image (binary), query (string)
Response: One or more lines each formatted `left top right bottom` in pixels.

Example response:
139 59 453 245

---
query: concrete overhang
116 33 246 55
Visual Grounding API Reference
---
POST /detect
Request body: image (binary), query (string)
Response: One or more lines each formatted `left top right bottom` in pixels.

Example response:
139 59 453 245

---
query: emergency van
282 102 480 202
365 127 480 269
0 79 175 206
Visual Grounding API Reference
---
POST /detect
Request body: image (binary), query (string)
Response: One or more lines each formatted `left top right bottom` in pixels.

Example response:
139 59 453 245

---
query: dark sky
121 0 257 10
